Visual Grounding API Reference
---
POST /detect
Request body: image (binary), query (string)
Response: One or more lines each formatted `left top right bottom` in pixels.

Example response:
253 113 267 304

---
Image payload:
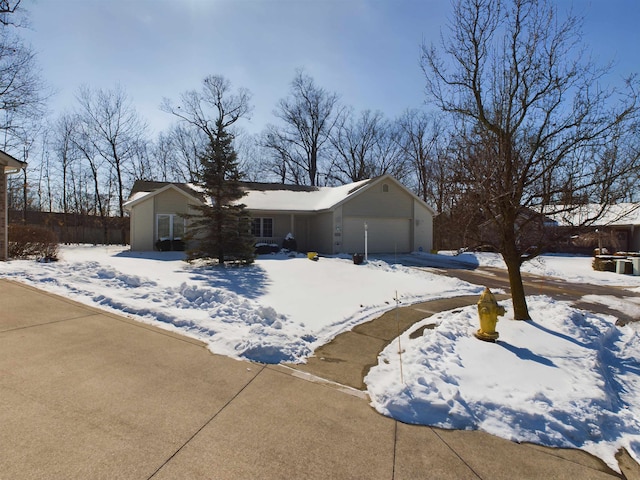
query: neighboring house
477 204 640 254
0 150 26 261
124 175 435 255
544 203 640 253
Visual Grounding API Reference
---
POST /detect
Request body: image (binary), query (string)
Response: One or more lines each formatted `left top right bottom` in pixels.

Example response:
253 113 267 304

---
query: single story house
544 203 640 253
0 150 26 261
124 174 435 255
475 203 640 255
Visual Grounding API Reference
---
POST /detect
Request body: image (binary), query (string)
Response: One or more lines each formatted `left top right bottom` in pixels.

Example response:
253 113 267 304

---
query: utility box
630 257 640 276
615 259 633 274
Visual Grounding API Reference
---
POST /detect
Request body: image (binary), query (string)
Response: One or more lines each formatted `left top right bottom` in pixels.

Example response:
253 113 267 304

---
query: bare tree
396 109 445 203
264 70 342 186
421 0 639 319
162 75 251 146
0 6 47 145
374 121 411 183
51 113 80 214
71 123 111 240
161 123 207 183
234 131 268 182
329 109 381 182
0 1 48 221
75 84 148 220
0 1 25 26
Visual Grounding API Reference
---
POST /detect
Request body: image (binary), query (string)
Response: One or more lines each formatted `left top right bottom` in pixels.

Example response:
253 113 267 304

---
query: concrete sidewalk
1 279 636 479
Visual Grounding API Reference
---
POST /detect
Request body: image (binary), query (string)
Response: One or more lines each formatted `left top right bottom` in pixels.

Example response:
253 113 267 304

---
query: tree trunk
503 252 530 320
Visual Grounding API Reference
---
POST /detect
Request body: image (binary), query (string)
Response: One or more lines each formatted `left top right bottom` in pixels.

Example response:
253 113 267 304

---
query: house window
382 183 389 193
156 214 185 240
251 218 273 237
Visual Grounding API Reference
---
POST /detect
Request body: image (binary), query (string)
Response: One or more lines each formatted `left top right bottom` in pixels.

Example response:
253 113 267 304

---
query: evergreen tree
186 120 255 265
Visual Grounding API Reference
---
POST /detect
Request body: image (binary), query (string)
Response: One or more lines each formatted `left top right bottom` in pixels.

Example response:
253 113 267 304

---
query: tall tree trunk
502 249 530 320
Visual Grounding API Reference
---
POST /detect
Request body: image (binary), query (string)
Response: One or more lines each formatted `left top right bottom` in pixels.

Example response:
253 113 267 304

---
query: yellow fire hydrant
474 287 505 342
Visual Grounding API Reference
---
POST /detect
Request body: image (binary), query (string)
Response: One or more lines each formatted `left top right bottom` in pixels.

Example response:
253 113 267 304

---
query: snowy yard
2 245 640 471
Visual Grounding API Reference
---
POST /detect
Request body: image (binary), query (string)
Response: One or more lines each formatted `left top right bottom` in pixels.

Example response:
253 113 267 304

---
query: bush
592 257 615 272
8 224 59 261
255 243 279 255
155 239 186 251
282 233 297 252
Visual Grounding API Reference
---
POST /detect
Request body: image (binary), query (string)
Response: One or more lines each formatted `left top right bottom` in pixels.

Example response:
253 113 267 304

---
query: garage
342 217 411 254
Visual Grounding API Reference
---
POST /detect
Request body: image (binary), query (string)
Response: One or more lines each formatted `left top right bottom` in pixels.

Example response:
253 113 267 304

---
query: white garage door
342 218 411 254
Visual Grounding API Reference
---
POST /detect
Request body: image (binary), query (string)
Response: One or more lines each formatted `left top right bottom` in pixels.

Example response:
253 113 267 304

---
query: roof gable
124 182 204 210
328 174 436 215
125 175 435 215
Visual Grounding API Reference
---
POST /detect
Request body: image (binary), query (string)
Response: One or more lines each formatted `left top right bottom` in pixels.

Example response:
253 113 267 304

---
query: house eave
124 183 204 211
0 150 26 174
247 208 318 216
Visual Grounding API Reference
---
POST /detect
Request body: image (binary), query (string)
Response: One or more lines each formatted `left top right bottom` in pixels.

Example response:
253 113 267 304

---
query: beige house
0 150 26 261
124 175 434 255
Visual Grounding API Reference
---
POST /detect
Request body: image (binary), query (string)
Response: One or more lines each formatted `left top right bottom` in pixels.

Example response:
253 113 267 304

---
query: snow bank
365 296 640 471
0 245 481 363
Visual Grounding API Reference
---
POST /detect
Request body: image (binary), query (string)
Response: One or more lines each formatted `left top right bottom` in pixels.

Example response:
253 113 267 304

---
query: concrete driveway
1 279 636 479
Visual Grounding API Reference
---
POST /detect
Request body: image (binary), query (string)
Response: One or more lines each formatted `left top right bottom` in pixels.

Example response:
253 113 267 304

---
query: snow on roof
125 178 378 212
123 191 151 206
241 179 370 211
544 203 640 227
123 182 203 209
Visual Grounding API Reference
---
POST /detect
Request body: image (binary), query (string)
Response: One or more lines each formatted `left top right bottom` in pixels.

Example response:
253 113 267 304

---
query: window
382 183 389 193
251 217 273 237
156 214 185 240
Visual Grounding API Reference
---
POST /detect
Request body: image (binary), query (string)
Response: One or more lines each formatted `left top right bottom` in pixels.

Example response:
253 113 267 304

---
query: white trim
251 217 274 238
156 213 185 241
125 184 202 210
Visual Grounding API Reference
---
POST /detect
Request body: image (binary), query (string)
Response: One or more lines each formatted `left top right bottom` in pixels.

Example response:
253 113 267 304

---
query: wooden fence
8 210 130 245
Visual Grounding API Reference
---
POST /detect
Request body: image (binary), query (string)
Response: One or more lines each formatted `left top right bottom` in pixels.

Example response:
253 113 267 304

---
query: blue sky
24 0 640 137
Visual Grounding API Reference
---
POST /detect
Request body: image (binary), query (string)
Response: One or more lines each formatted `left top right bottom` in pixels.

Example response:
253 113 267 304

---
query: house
123 175 435 255
477 203 640 255
544 203 640 253
0 150 26 261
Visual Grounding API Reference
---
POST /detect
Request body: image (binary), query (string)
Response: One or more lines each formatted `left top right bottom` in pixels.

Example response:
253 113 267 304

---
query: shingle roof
129 180 203 199
240 179 371 211
544 203 640 227
126 179 374 212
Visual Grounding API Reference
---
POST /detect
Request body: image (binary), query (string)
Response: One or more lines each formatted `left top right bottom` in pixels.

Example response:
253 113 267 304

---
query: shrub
282 233 297 252
8 224 59 261
592 257 615 272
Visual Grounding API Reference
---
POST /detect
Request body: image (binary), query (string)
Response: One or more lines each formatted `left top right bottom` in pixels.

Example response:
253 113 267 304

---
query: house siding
154 189 191 215
129 188 198 251
413 198 433 252
293 216 310 252
339 181 422 254
310 211 334 254
130 198 154 251
342 181 412 218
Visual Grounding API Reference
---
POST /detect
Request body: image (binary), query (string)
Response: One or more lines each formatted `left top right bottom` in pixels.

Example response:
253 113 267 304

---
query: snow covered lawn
0 245 481 363
366 296 640 472
2 245 640 471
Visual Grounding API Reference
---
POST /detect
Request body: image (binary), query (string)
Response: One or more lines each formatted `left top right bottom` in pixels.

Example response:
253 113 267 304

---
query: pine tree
186 120 255 265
